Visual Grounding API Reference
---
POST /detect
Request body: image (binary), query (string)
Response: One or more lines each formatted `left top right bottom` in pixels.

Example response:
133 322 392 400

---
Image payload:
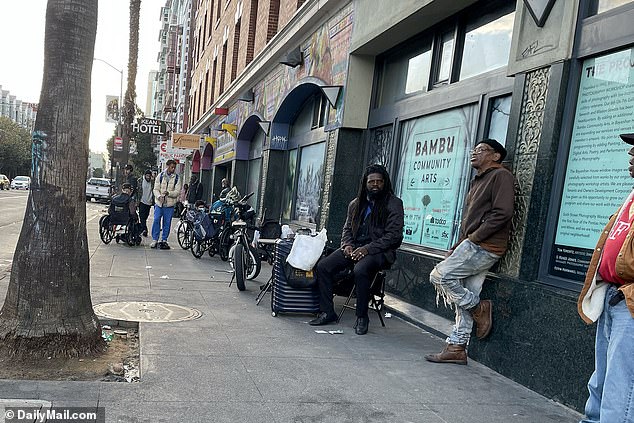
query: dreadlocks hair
350 164 393 235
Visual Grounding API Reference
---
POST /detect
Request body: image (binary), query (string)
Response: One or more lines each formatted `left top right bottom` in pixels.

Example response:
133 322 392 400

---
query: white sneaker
150 241 158 249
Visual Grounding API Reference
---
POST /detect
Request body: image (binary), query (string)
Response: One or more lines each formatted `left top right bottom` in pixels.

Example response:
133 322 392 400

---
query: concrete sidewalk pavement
0 206 582 422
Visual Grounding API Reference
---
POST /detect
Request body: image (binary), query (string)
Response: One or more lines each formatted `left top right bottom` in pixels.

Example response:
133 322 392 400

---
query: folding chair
336 269 387 327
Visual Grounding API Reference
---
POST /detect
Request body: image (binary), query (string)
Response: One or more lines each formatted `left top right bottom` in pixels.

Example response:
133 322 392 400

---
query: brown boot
470 299 492 340
424 344 467 365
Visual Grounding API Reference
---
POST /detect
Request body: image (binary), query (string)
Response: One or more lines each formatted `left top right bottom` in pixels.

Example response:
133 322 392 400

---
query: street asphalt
0 190 582 422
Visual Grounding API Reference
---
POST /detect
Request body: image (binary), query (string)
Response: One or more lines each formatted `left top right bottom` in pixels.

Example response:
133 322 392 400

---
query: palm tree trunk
122 0 141 166
0 0 104 357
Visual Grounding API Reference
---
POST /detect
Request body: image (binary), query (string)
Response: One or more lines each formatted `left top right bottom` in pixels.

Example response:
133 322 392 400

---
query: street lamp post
93 58 123 189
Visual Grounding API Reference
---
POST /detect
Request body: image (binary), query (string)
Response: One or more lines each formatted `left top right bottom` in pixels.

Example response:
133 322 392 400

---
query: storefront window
282 149 297 220
549 47 634 281
459 12 515 81
487 95 512 144
395 104 479 250
246 158 261 212
367 125 394 170
294 142 326 224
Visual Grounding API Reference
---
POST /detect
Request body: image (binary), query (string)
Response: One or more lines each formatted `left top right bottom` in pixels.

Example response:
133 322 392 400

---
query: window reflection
487 95 512 147
459 12 515 81
294 143 326 224
282 149 297 220
595 0 633 14
437 34 454 83
405 51 432 94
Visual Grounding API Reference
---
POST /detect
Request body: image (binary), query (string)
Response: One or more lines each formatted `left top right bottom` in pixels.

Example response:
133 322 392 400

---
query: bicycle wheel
99 215 113 244
246 245 261 280
233 243 247 291
177 221 193 249
218 227 233 261
190 237 205 258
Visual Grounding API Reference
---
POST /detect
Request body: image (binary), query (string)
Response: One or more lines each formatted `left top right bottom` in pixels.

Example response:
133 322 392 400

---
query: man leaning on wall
577 133 634 423
424 139 515 365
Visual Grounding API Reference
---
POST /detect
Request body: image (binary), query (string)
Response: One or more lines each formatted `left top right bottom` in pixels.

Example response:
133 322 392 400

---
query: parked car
0 174 9 190
10 175 31 190
86 177 112 202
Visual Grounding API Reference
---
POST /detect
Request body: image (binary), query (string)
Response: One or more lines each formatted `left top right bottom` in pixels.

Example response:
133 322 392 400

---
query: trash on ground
145 266 152 269
102 325 111 330
314 330 344 335
384 312 392 318
215 269 233 273
160 275 170 279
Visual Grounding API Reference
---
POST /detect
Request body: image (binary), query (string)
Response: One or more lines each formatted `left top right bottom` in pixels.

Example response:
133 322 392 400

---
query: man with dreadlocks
310 164 404 335
425 138 514 365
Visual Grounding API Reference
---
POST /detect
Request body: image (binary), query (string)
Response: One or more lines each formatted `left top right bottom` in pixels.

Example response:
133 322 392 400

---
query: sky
0 0 164 153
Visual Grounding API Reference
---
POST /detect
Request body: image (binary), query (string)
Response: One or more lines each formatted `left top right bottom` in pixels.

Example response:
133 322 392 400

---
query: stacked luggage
271 238 320 316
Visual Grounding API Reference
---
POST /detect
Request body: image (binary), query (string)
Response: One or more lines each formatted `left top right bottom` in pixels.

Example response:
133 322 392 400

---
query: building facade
0 85 37 130
152 0 634 411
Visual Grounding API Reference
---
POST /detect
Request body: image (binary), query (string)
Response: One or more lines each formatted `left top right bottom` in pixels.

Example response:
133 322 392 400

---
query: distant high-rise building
146 70 158 117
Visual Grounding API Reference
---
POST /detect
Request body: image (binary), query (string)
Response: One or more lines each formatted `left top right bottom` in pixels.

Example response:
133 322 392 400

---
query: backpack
192 209 218 241
159 172 179 187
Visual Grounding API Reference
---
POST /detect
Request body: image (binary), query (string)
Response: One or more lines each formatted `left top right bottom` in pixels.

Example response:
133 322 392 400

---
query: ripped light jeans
580 284 634 423
429 239 500 345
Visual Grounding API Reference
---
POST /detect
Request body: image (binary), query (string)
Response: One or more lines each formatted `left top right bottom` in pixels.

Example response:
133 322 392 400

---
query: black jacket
187 181 203 203
341 194 404 264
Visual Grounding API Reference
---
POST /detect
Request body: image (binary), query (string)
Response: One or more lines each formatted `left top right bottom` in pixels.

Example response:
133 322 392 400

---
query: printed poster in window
396 105 478 250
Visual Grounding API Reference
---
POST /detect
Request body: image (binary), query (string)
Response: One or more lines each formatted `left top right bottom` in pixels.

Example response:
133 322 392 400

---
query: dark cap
122 182 132 190
144 169 152 175
620 133 634 145
477 139 507 162
124 164 133 171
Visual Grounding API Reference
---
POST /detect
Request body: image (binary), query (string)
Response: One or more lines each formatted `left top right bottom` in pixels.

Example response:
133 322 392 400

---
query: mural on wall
223 3 354 139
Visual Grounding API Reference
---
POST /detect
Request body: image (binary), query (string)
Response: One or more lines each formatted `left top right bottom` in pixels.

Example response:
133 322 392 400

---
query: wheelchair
99 202 142 246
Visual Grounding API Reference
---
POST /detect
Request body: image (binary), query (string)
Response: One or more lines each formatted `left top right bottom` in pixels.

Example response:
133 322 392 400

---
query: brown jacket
458 165 514 256
578 209 634 323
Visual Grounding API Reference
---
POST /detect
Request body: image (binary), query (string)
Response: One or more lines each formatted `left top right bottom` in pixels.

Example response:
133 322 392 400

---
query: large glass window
246 158 261 212
395 104 479 251
548 47 634 283
459 12 515 81
282 149 297 220
295 143 326 224
378 43 432 106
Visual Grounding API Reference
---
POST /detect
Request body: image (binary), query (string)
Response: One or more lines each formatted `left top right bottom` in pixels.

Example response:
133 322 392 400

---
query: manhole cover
94 302 202 322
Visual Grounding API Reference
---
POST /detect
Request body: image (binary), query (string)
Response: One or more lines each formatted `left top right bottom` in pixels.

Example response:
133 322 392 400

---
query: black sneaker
159 242 171 250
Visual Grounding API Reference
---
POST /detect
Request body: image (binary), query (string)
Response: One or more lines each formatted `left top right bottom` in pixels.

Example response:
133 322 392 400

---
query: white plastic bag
286 229 327 271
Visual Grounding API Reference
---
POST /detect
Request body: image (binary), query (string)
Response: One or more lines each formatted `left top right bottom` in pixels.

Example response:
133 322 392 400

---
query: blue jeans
429 239 500 345
581 284 634 423
151 206 174 242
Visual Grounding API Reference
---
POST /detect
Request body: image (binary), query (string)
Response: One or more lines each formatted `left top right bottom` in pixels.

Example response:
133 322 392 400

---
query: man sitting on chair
311 164 404 335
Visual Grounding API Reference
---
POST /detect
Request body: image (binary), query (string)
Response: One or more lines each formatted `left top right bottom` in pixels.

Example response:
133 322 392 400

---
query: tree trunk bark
122 0 141 167
0 0 104 358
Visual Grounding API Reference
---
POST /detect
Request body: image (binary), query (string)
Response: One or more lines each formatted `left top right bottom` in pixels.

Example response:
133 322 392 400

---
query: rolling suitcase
271 238 320 316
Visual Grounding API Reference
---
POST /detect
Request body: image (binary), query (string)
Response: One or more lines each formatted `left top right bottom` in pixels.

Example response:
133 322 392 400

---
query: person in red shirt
578 133 634 423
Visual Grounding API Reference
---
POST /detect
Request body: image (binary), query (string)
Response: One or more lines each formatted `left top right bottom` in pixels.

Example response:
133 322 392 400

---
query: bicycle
228 192 262 291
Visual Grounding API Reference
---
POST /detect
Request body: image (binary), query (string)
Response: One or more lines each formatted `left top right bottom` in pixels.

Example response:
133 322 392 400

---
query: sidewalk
0 209 582 423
